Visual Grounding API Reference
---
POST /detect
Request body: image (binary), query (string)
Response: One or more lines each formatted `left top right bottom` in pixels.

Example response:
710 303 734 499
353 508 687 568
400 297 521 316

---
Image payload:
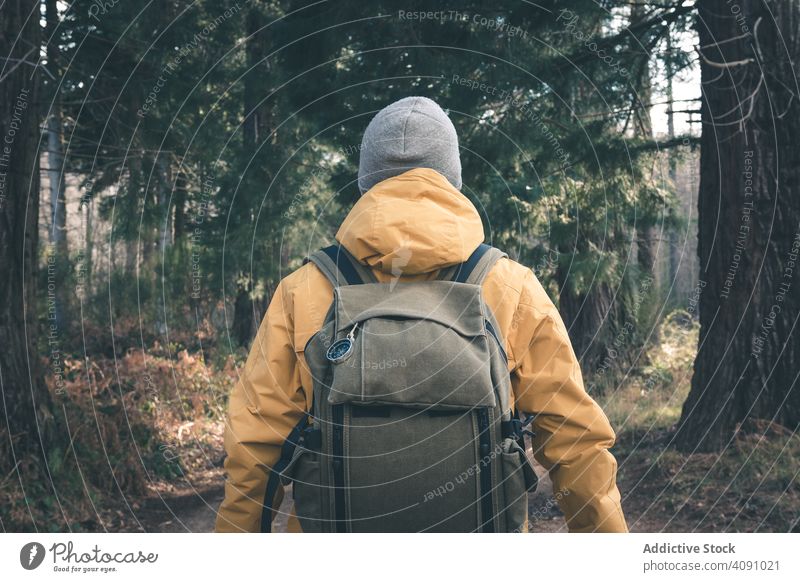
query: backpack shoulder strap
439 243 507 285
304 244 377 287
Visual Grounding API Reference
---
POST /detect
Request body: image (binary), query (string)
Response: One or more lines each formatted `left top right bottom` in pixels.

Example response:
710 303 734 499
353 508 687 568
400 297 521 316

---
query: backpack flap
326 281 497 410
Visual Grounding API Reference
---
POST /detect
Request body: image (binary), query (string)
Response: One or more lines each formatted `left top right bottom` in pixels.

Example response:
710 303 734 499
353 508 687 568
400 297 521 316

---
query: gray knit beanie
357 96 462 194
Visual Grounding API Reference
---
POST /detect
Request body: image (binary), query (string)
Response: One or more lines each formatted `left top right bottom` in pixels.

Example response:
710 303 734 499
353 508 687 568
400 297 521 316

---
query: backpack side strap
441 243 508 285
260 414 309 532
304 244 377 287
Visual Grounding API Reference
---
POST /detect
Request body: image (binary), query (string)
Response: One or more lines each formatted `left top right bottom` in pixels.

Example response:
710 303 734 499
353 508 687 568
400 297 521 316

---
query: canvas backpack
271 243 538 532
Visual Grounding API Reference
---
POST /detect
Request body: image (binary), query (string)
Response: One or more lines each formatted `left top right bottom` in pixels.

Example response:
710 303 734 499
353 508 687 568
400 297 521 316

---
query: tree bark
84 197 94 294
232 278 258 347
173 170 188 243
665 32 681 297
232 4 275 347
630 2 662 345
156 155 172 253
46 113 67 251
0 0 60 459
45 0 68 331
556 264 630 379
675 0 800 451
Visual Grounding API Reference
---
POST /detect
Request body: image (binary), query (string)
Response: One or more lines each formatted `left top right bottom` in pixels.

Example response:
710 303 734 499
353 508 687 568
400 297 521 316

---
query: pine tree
0 0 61 467
675 0 800 451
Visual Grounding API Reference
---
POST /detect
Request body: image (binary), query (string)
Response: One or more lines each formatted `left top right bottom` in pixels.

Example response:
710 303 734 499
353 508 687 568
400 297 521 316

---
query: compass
326 322 359 364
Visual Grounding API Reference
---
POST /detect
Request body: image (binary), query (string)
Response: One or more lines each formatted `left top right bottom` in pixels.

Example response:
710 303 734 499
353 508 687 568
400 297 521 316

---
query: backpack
273 243 538 532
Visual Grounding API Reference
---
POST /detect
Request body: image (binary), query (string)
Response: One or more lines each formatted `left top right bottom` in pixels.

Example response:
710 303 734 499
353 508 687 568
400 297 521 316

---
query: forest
1 0 798 532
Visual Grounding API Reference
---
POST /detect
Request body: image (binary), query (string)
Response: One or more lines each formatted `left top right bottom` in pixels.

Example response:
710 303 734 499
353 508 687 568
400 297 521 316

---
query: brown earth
131 457 666 533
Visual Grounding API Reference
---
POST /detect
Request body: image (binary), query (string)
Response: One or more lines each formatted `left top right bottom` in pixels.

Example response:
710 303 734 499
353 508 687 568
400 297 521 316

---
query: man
215 96 628 533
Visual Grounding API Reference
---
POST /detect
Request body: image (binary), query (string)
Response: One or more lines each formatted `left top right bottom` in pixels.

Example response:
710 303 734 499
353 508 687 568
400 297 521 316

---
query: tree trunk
45 0 68 331
232 5 275 347
46 113 67 251
630 2 654 139
556 264 630 380
675 0 800 451
156 155 172 253
124 153 143 275
665 32 681 299
232 278 257 347
173 170 188 243
0 0 60 459
84 197 94 294
125 239 138 274
630 2 661 343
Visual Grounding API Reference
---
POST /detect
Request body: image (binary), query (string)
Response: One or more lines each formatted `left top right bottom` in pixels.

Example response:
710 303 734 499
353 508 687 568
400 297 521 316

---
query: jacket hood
335 168 484 275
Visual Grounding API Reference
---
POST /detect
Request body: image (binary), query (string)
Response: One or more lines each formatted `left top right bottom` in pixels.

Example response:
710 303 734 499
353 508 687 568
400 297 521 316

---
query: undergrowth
603 310 800 532
1 349 236 532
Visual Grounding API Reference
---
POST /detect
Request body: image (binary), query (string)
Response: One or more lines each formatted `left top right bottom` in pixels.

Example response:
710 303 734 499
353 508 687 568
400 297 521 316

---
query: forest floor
4 312 797 533
130 426 800 534
126 311 799 533
129 448 675 532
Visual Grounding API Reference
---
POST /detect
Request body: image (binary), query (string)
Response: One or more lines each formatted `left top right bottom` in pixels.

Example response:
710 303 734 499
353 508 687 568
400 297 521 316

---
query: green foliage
19 0 717 531
45 0 697 356
599 308 699 428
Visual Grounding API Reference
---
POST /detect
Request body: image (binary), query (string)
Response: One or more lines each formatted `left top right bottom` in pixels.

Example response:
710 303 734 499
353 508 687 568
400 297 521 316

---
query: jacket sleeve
215 280 307 532
508 268 628 533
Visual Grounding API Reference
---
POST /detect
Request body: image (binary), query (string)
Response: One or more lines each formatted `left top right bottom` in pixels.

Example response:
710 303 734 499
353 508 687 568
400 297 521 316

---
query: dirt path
136 485 570 533
135 462 574 533
132 452 665 533
134 468 226 532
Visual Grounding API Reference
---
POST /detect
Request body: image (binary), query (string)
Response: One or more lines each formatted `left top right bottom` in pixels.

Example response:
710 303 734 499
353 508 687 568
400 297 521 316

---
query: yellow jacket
215 168 627 533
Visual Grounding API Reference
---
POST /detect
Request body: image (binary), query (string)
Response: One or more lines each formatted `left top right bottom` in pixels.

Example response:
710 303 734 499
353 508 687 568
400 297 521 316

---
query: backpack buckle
502 415 536 441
